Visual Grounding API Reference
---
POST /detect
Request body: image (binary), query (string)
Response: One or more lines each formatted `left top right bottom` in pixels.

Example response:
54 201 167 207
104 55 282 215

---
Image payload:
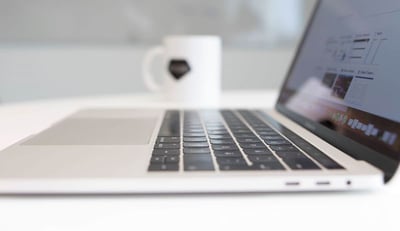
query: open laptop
0 0 399 193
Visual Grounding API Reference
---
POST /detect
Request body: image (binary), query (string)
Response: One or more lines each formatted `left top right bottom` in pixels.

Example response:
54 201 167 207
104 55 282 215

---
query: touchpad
23 118 157 145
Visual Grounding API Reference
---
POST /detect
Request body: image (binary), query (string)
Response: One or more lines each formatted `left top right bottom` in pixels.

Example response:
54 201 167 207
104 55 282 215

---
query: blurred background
0 0 316 103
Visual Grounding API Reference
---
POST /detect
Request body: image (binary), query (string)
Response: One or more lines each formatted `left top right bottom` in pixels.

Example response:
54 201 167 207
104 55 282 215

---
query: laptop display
277 0 400 177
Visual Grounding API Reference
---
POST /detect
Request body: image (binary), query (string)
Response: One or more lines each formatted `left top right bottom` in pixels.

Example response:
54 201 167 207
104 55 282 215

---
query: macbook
0 0 399 193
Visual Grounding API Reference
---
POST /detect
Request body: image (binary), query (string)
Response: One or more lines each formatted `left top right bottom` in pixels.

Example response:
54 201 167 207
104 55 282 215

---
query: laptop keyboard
148 110 344 172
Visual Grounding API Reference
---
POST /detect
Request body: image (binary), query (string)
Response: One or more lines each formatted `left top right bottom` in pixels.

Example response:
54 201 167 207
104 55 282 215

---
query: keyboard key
270 145 299 152
148 164 179 171
243 149 272 155
158 111 180 137
252 162 285 170
254 127 275 132
249 124 267 128
228 125 248 130
207 128 226 132
216 157 247 165
275 151 320 170
303 150 344 169
184 155 215 171
183 148 211 155
207 130 229 135
210 139 234 145
219 164 251 171
184 125 203 130
231 129 252 134
264 140 290 145
212 144 239 151
239 143 266 149
206 126 226 130
183 137 207 142
183 142 209 148
233 133 257 138
261 135 284 140
154 143 180 149
152 149 180 156
214 150 242 158
283 158 321 170
258 131 279 136
157 136 180 143
248 155 279 163
184 129 204 133
165 156 180 163
237 138 261 143
150 156 165 164
184 119 200 123
209 134 232 139
275 151 306 159
205 123 224 128
183 133 206 137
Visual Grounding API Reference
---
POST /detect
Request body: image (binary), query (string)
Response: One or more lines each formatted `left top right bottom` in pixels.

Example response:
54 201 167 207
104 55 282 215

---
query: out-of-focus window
0 0 315 48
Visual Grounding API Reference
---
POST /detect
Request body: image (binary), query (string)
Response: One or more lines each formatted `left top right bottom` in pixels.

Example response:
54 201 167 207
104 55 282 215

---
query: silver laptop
0 0 399 193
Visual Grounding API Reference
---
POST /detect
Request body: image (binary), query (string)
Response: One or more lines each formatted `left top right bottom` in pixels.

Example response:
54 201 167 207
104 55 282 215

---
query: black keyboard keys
183 148 211 155
276 151 320 170
152 149 180 156
157 136 180 143
184 155 215 171
214 150 242 158
150 155 180 164
157 110 180 137
183 111 215 171
148 109 344 173
154 143 180 149
183 142 209 148
148 164 179 171
256 111 344 170
284 158 320 170
183 137 207 142
239 143 266 149
217 157 247 165
212 144 239 151
248 155 279 163
243 149 272 156
251 162 285 170
210 139 234 145
148 111 180 172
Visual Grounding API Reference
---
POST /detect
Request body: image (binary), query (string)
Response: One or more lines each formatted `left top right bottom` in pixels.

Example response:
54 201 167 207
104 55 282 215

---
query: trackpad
23 118 157 145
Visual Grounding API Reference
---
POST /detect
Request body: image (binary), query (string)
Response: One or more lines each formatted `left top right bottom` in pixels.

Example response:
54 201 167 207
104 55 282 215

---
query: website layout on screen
279 0 400 158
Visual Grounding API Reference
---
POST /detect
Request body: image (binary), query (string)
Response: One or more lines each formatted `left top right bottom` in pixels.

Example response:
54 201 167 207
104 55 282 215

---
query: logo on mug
168 59 191 80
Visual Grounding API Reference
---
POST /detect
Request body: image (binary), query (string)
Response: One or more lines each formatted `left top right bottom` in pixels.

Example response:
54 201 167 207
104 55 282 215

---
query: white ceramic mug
142 35 222 106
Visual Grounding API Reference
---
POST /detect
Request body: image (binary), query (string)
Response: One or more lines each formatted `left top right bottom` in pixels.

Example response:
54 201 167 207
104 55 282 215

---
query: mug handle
142 46 165 92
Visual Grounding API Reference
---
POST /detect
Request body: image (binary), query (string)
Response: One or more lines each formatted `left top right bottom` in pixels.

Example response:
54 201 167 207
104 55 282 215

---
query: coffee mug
142 35 222 106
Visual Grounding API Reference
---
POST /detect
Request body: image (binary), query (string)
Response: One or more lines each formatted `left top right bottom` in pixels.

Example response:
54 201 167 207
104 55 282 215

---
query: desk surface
0 90 399 231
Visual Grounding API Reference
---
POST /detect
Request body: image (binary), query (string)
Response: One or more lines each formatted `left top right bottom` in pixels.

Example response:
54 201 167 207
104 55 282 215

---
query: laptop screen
277 0 400 176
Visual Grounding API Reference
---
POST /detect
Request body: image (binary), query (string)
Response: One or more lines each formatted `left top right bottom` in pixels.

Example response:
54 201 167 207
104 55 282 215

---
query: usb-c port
316 181 330 186
285 182 300 186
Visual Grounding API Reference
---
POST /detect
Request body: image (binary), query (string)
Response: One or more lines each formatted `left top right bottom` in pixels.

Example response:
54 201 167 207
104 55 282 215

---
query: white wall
0 0 310 47
0 0 315 103
0 46 294 103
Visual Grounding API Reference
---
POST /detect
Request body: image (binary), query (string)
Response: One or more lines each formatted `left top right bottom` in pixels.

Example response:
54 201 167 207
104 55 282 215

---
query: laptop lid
275 0 400 181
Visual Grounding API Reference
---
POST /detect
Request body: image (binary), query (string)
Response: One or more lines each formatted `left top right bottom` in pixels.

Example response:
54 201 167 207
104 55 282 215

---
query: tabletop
0 90 399 231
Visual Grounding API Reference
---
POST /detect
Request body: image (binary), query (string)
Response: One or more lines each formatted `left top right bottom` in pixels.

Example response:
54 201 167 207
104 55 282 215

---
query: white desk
0 90 399 231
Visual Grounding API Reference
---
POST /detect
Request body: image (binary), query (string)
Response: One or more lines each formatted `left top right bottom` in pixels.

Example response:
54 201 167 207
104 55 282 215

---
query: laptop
0 0 399 193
